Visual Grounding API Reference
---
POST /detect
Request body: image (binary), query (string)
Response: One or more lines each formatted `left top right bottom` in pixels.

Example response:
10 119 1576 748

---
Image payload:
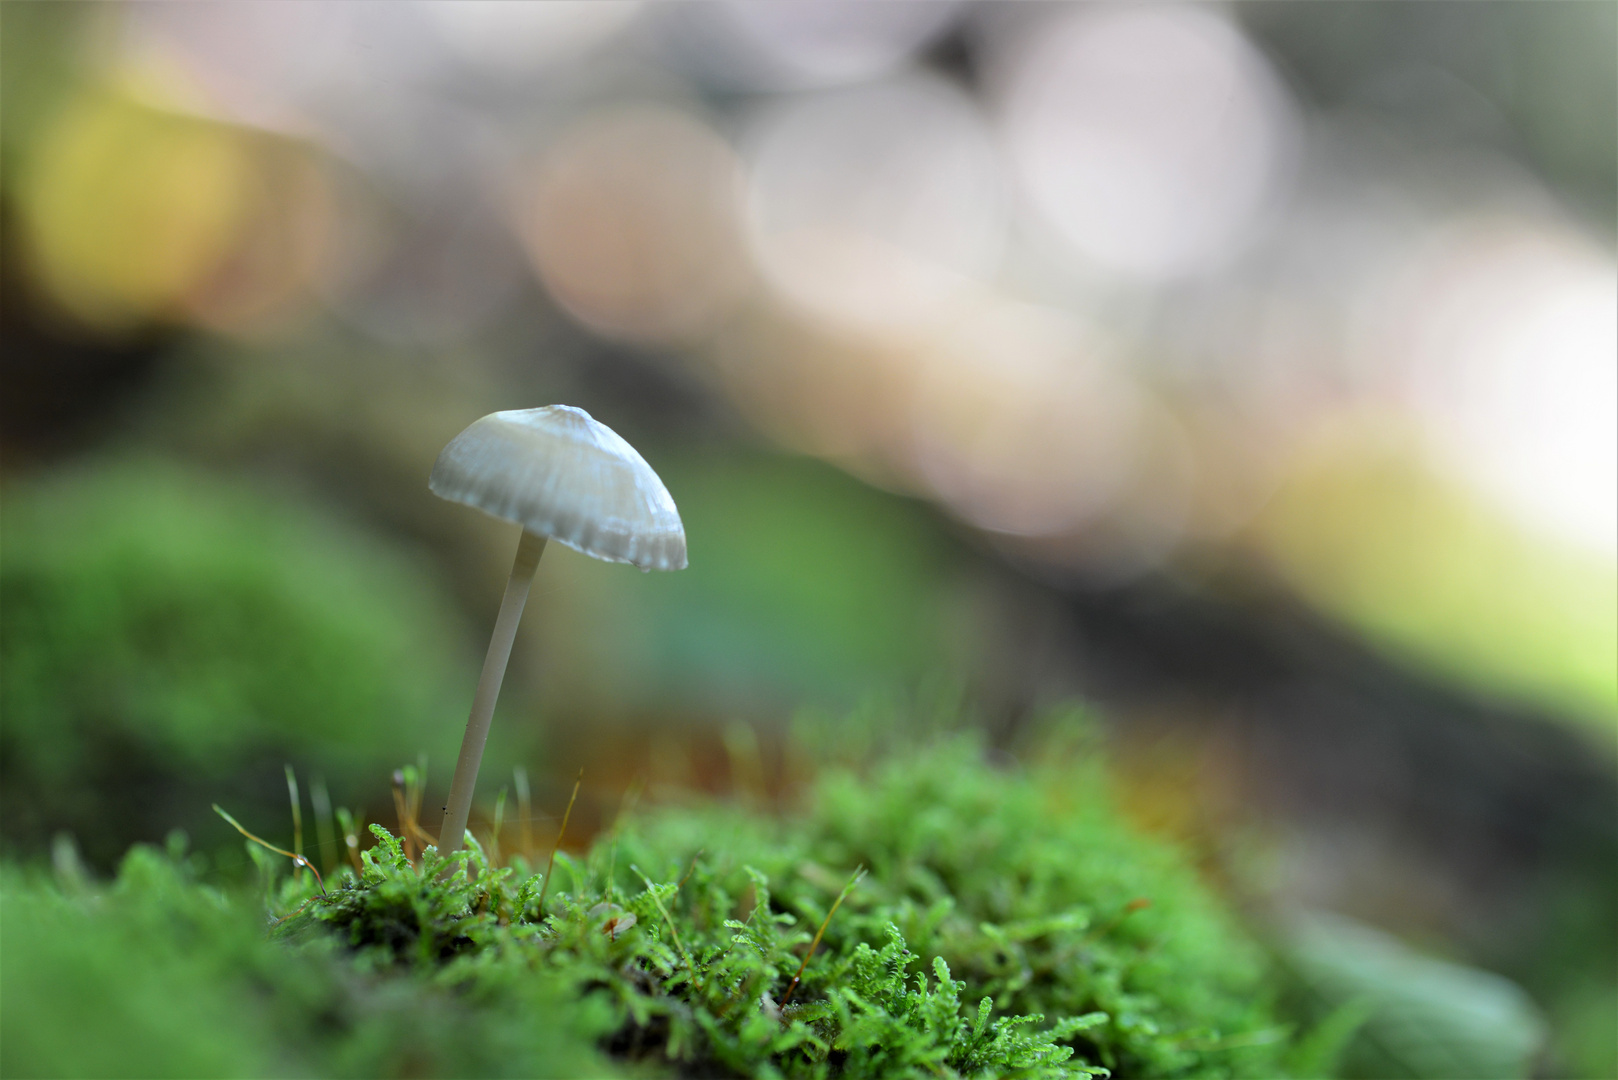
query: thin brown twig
1082 896 1152 944
632 864 698 990
405 818 438 852
214 804 326 896
534 769 582 917
271 896 320 927
392 767 440 857
780 866 864 1007
676 849 705 893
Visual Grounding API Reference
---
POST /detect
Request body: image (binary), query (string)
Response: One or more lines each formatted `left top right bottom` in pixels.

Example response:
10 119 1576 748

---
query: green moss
2 729 1294 1078
296 731 1288 1078
0 459 472 866
0 841 614 1079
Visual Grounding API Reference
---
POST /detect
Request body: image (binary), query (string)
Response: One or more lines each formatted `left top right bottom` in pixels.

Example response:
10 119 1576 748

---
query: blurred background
1 3 1613 1076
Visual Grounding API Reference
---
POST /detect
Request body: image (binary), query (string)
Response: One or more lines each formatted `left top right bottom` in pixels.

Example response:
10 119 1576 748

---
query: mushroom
429 405 686 854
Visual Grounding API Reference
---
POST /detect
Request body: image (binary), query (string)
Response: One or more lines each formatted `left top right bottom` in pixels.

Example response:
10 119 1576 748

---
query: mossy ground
2 726 1309 1078
0 460 474 868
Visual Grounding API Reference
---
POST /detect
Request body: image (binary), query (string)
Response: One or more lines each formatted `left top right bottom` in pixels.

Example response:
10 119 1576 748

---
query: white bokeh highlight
745 74 1006 333
1400 224 1618 557
997 5 1298 282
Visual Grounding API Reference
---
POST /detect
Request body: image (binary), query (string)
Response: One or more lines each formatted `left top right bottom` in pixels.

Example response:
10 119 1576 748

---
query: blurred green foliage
0 1 91 190
0 840 610 1079
1282 911 1546 1080
542 451 959 715
0 460 473 867
1243 1 1617 227
1258 437 1618 737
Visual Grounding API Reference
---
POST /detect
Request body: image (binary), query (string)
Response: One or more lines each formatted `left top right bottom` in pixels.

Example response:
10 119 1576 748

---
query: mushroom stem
440 528 547 854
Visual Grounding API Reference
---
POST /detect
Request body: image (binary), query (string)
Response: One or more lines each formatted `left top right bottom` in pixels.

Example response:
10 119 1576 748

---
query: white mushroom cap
430 405 687 571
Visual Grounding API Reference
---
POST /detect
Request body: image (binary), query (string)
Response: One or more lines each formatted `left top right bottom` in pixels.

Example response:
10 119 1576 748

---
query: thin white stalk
439 529 546 854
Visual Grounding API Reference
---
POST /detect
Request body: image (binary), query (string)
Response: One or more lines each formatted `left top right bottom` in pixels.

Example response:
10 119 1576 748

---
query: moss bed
2 731 1311 1078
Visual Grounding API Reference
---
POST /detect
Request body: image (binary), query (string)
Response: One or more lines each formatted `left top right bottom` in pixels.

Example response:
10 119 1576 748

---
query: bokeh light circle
17 92 253 330
418 1 641 78
996 5 1298 282
655 1 961 92
1392 221 1618 557
520 107 750 344
745 74 1006 334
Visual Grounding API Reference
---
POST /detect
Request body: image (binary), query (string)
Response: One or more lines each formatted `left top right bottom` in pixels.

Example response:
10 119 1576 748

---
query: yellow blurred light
519 106 750 345
1254 418 1618 736
17 90 253 330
